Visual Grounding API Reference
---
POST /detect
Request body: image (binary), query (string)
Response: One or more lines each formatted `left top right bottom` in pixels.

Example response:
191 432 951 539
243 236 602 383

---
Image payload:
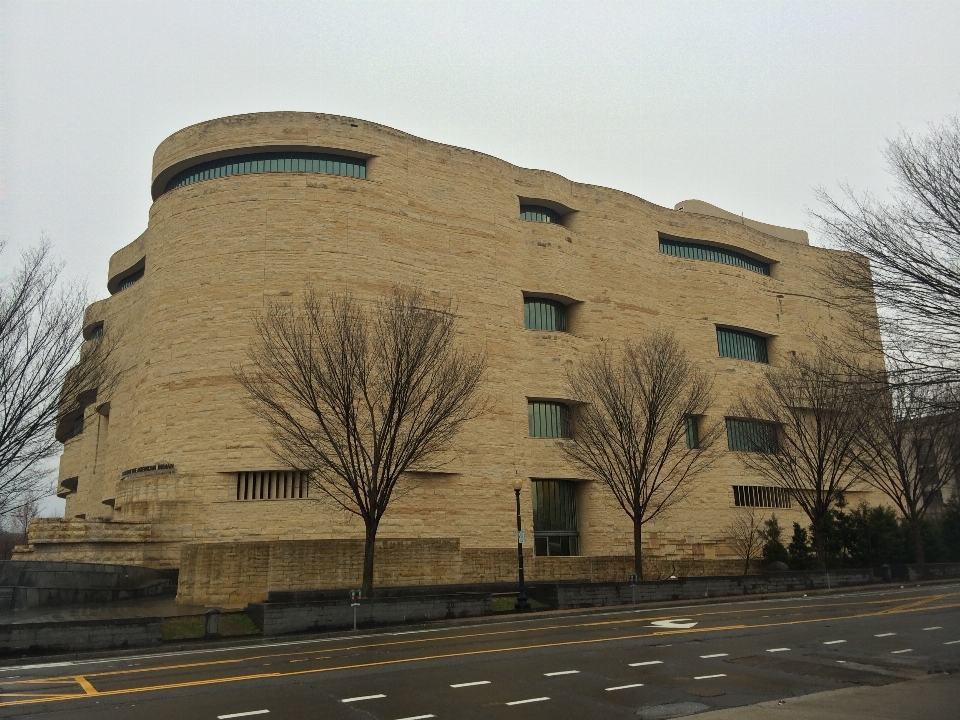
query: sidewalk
691 674 959 720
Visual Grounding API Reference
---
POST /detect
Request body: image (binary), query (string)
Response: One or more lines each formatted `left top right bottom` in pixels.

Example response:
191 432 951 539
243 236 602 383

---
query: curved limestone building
20 113 883 604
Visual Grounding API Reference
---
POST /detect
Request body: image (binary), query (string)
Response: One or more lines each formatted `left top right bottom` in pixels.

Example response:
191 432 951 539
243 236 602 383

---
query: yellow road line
3 598 958 709
74 675 98 696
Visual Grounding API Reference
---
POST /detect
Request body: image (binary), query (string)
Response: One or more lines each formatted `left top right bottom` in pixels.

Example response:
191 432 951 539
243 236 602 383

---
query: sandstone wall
38 112 886 580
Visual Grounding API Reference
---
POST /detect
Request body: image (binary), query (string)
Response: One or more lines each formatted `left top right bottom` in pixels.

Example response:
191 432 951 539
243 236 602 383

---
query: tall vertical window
533 480 579 556
524 298 567 331
520 204 561 224
726 419 777 453
717 328 769 363
528 401 571 438
685 416 700 450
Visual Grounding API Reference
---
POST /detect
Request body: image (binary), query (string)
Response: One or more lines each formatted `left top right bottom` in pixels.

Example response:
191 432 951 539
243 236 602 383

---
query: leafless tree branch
235 286 485 594
562 329 720 579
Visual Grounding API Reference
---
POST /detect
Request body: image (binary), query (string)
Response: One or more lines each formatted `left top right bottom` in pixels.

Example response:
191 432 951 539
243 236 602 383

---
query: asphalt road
2 583 959 719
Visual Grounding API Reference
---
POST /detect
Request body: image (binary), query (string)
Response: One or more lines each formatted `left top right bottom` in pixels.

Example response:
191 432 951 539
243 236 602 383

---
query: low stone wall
529 569 876 610
895 563 960 582
0 616 163 656
179 538 752 606
11 518 179 568
248 593 492 636
0 561 177 611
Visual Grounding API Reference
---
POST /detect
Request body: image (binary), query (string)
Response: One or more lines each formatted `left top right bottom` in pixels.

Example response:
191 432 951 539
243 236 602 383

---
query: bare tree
11 495 42 545
236 287 485 595
562 329 719 579
856 380 959 563
723 507 764 575
733 351 869 569
812 115 960 397
0 240 115 520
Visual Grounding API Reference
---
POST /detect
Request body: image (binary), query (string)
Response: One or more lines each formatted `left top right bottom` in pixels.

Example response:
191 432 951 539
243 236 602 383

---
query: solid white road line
945 640 960 645
505 697 550 706
544 670 580 677
922 626 943 631
891 649 913 654
629 660 664 667
342 694 386 703
394 716 435 720
700 653 728 658
451 681 491 688
606 683 645 691
217 712 269 719
875 633 896 637
767 648 790 652
823 640 846 645
694 674 726 680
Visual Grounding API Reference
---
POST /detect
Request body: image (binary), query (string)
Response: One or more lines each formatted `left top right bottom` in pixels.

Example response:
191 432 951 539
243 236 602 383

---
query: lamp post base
515 593 530 611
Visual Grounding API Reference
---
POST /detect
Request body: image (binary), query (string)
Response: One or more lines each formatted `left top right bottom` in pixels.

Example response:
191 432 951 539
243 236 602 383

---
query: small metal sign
518 530 525 544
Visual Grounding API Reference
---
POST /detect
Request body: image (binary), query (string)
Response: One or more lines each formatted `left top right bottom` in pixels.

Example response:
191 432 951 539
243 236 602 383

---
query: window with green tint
164 151 366 194
520 204 561 224
717 328 769 363
659 236 770 275
117 268 144 292
532 480 579 556
524 298 567 331
685 416 700 449
726 418 777 453
528 401 571 438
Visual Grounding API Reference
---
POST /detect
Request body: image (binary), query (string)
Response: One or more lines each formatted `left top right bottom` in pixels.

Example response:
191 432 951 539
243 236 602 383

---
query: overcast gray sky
2 0 960 295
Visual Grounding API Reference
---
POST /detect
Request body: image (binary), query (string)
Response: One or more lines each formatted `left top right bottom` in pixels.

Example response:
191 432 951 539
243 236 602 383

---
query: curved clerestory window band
660 237 770 275
164 152 367 194
520 205 561 224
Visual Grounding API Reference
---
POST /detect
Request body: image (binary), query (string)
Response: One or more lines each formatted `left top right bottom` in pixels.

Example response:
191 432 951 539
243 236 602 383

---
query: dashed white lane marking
875 632 896 637
891 649 913 654
451 681 491 688
606 683 645 691
945 640 960 645
342 694 386 703
506 697 550 706
394 716 435 720
544 670 580 677
217 712 269 719
700 653 728 658
823 640 846 645
629 660 664 667
767 648 790 653
923 626 943 631
694 674 726 680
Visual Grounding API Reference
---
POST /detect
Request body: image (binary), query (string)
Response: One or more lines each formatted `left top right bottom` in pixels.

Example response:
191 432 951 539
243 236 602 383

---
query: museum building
17 113 885 605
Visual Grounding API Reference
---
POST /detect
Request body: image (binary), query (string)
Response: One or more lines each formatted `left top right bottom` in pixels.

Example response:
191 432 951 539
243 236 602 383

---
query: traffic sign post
350 589 362 630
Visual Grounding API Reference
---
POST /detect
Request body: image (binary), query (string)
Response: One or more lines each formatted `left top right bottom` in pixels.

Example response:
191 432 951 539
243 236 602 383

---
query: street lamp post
513 478 530 611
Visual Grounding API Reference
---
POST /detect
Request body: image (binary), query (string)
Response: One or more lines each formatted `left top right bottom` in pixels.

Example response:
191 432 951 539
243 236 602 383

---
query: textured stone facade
17 112 884 601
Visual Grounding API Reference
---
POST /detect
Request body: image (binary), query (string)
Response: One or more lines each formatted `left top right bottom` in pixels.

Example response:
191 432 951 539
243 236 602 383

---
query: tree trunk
813 527 827 571
743 553 750 576
633 518 643 581
912 520 925 564
361 522 378 597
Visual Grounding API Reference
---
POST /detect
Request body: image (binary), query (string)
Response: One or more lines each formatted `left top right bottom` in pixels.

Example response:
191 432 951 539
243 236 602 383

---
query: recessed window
165 151 366 194
717 328 769 363
533 480 579 556
685 416 700 449
236 471 310 500
733 485 791 508
85 322 104 341
524 298 567 331
117 269 144 292
520 204 561 224
726 418 777 453
660 236 770 275
528 401 571 438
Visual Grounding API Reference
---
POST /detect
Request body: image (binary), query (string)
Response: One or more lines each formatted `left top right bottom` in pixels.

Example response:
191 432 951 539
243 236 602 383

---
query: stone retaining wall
0 617 163 656
249 593 492 636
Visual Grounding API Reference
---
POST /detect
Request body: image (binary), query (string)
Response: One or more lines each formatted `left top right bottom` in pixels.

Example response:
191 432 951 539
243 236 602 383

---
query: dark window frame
524 297 568 332
717 327 769 363
726 418 778 453
528 401 572 439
